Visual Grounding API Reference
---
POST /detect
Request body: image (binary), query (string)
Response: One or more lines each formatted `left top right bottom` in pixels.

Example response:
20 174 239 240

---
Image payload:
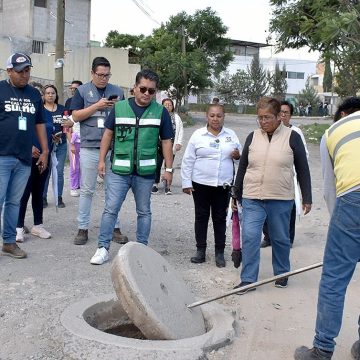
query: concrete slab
111 242 206 340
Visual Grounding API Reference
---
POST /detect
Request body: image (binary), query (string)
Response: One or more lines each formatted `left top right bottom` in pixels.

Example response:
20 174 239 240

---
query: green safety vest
112 100 163 176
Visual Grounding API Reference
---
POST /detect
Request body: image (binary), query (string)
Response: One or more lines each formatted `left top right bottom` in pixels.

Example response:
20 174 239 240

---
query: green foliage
247 54 269 104
269 0 360 95
105 7 233 107
323 57 332 93
270 62 287 100
298 78 320 111
300 123 330 143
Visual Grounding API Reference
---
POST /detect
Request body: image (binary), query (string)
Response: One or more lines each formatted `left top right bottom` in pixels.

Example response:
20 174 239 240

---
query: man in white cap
0 52 49 259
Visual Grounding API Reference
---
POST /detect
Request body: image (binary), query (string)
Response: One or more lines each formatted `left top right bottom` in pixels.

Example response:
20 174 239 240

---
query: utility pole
181 25 188 106
55 0 65 104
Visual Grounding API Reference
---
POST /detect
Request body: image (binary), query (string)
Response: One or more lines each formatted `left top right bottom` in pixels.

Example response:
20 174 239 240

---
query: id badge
18 116 27 131
97 117 104 128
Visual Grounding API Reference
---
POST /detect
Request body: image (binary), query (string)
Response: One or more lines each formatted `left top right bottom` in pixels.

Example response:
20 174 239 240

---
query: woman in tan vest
233 97 312 293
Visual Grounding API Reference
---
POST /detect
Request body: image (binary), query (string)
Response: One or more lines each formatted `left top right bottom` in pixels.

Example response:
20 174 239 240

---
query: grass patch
300 123 330 144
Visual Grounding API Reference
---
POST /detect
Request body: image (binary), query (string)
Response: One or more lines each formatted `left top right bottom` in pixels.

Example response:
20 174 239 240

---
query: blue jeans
98 171 154 248
78 148 119 230
313 191 360 352
241 199 294 283
44 140 67 198
0 156 31 244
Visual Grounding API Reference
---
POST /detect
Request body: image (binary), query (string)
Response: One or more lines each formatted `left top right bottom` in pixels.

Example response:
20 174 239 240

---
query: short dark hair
71 80 83 86
91 57 111 72
161 98 174 111
135 69 159 87
257 96 281 116
280 100 294 116
334 97 360 122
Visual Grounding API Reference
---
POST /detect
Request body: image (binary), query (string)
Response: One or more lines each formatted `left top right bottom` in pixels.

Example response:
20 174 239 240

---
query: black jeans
17 157 49 227
263 203 296 244
192 181 229 251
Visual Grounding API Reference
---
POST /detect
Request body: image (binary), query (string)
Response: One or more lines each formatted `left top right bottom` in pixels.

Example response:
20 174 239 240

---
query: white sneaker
31 224 51 239
16 227 26 243
90 247 109 265
70 189 80 197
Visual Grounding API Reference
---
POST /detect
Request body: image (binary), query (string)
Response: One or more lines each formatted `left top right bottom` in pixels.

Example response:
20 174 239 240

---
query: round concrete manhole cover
111 242 206 340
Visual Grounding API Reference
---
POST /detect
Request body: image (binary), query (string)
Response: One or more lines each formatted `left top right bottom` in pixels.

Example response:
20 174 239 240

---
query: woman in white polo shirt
181 104 241 268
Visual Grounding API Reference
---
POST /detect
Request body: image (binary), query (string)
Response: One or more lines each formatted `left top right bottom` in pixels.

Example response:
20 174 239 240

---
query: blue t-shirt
43 104 66 144
0 80 45 166
105 97 174 140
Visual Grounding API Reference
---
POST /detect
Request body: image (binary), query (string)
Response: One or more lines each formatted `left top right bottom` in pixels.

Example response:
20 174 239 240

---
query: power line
131 0 161 26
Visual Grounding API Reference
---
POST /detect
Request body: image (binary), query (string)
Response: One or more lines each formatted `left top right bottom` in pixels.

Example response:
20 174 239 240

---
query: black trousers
263 203 296 244
192 181 229 251
17 157 49 227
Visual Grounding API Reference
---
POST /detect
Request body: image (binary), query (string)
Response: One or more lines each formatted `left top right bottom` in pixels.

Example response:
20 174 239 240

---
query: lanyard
8 80 24 117
90 82 108 116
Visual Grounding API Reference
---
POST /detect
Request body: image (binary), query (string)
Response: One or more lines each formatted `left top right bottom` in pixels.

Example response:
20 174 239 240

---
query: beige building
0 0 140 97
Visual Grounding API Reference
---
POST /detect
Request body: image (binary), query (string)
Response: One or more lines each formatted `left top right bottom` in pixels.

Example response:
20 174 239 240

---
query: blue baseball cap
6 53 32 72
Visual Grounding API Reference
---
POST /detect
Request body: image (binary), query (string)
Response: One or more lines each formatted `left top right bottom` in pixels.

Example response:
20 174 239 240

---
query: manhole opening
83 298 210 340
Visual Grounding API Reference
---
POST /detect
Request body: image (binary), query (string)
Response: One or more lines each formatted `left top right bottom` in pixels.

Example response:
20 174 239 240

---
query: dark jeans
154 151 164 184
263 203 296 244
17 157 49 227
192 181 229 251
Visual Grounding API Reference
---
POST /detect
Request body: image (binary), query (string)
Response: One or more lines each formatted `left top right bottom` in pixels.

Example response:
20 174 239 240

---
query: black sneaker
190 249 206 263
233 281 256 295
294 346 333 360
74 229 88 245
351 340 360 359
151 186 158 194
260 237 271 248
43 198 48 208
58 196 65 208
165 188 172 195
275 277 288 288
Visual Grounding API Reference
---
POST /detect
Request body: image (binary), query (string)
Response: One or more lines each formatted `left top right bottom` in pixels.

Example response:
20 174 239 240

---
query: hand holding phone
108 95 118 101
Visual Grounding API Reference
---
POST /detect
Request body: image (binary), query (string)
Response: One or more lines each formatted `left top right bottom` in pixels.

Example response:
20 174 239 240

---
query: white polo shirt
181 126 241 188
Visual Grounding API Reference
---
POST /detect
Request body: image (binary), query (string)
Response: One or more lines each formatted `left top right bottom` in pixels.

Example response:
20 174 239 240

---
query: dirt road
1 114 358 360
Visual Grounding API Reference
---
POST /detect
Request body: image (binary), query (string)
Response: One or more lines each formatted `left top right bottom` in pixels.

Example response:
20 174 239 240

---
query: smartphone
108 95 118 101
54 131 63 137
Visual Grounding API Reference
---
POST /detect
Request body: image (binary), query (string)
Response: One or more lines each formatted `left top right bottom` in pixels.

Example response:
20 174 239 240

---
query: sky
90 0 320 63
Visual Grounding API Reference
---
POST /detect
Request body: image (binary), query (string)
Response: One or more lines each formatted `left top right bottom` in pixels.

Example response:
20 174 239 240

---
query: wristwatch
165 168 173 173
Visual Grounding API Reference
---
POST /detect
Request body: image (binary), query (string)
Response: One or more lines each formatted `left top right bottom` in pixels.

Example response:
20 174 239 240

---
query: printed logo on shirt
4 98 36 114
225 136 232 142
52 114 64 124
88 90 94 98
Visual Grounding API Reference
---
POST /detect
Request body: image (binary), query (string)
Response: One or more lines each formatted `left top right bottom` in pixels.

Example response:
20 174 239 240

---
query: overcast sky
90 0 319 62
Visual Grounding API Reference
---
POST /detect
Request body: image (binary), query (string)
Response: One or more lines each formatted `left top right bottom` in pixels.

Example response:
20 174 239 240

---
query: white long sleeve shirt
181 126 241 188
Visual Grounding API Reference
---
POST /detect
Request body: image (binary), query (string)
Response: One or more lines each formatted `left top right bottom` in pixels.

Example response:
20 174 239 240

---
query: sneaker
43 198 48 208
165 188 172 195
233 281 256 295
90 247 109 265
112 228 128 244
58 196 66 208
260 237 271 248
215 251 226 268
16 227 26 243
23 225 30 234
74 229 88 245
294 346 333 360
151 185 159 194
31 224 51 239
275 277 288 288
351 340 360 359
190 249 206 263
2 243 27 259
70 189 80 197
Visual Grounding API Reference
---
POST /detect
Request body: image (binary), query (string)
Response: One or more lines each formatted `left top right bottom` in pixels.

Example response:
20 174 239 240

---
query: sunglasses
139 86 156 95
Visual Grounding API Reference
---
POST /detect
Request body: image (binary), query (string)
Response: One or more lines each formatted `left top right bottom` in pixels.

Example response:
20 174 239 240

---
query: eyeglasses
258 115 276 122
94 73 112 79
138 86 156 95
280 110 291 115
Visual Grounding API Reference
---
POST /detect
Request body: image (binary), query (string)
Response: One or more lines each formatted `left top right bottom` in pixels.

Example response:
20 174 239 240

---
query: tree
246 54 269 104
105 7 233 107
322 57 332 93
270 61 287 100
269 0 360 95
298 78 320 111
215 70 250 104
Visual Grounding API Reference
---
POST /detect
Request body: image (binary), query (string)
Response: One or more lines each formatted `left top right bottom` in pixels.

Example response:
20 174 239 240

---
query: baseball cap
6 53 32 72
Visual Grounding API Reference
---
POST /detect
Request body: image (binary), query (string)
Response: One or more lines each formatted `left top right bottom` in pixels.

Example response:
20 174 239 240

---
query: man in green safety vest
90 69 174 265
